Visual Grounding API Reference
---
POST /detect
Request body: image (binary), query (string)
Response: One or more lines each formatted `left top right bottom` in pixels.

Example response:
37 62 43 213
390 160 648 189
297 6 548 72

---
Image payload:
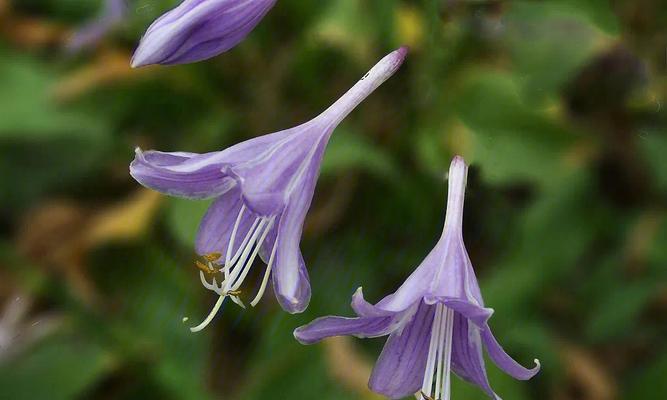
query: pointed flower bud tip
131 0 278 67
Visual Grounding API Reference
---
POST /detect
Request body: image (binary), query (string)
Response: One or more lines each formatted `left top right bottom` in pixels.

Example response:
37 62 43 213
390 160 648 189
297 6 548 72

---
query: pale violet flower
295 156 540 399
0 293 62 363
68 0 126 52
131 0 278 67
130 47 408 332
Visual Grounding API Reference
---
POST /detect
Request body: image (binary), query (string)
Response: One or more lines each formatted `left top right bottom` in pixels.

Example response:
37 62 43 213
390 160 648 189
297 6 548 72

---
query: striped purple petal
482 328 541 380
368 301 434 399
294 314 399 345
131 0 278 67
450 313 498 399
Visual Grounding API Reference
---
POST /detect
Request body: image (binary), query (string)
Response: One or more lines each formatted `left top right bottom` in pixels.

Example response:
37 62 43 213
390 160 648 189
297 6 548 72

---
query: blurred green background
1 0 666 399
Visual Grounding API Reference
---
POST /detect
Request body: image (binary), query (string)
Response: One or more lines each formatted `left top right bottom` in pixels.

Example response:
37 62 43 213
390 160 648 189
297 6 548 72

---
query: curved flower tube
295 156 540 399
130 47 408 331
131 0 278 67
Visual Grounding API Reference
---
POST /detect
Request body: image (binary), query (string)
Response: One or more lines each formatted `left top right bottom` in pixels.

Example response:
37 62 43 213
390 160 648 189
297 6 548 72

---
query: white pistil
190 295 226 333
420 304 455 400
191 207 277 332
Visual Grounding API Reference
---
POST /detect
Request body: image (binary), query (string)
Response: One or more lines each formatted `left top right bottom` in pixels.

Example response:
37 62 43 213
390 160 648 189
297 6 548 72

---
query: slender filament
250 241 277 307
191 206 277 332
190 295 226 332
420 304 454 400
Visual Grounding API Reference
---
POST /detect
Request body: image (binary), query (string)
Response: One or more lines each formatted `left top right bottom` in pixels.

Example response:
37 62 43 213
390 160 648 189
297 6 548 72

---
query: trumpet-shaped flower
130 47 408 331
131 0 277 67
294 156 540 399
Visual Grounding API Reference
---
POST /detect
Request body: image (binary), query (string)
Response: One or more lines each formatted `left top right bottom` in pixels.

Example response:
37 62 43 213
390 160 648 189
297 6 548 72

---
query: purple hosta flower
295 156 540 400
131 0 277 67
67 0 126 52
130 47 408 332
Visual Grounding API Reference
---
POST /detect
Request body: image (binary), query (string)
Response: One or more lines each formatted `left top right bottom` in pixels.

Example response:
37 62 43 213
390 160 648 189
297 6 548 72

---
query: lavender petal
67 0 125 52
130 148 235 199
294 314 398 345
271 244 311 314
368 301 434 399
373 246 441 312
450 313 499 399
482 327 541 380
194 187 256 258
424 296 494 328
131 0 277 67
270 138 329 313
351 287 395 318
129 129 288 199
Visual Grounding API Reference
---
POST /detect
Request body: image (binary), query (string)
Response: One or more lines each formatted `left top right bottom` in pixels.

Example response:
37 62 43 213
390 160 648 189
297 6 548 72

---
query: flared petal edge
482 327 541 381
272 250 311 314
424 295 494 328
294 314 398 345
130 148 235 199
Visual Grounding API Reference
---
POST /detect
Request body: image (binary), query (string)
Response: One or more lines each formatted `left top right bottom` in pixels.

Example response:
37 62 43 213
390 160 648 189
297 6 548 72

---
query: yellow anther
226 290 242 296
203 252 222 262
195 260 216 274
420 392 436 400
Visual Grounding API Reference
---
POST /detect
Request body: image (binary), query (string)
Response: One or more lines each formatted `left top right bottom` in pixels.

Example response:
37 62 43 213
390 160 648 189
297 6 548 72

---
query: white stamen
227 215 260 272
223 217 262 282
422 305 442 399
190 295 226 332
443 308 454 400
226 205 245 269
225 218 268 291
229 295 246 309
250 241 277 307
193 211 276 332
230 218 274 291
435 306 445 400
420 304 455 400
200 271 216 291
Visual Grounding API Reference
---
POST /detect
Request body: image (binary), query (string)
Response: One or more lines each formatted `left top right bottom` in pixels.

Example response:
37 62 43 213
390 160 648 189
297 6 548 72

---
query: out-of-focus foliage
1 0 666 399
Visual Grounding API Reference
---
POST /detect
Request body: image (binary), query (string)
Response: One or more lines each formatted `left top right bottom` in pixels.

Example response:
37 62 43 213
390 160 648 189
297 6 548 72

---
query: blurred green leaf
92 245 212 400
540 0 621 34
625 351 667 400
166 198 213 248
648 219 667 275
586 280 657 341
0 51 110 210
451 357 530 400
238 312 355 400
453 71 576 187
483 172 603 315
0 52 106 138
639 128 667 194
0 335 113 400
310 0 376 60
506 2 613 102
321 129 398 180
